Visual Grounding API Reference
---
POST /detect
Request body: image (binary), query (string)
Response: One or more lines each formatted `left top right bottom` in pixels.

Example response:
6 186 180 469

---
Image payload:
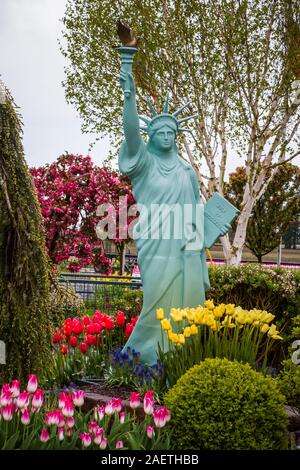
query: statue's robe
119 139 210 365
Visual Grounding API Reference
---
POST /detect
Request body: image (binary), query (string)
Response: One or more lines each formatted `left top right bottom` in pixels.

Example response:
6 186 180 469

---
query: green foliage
208 264 299 347
277 359 300 411
93 285 143 318
225 164 300 261
0 87 52 384
61 0 300 164
164 358 288 450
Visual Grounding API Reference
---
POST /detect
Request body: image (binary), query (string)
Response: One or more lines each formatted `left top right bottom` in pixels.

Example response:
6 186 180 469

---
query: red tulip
85 334 95 346
60 345 68 355
125 322 134 338
69 336 77 348
79 343 88 353
116 311 126 327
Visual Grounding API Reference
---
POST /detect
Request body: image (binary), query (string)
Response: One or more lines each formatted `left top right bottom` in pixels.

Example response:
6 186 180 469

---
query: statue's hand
119 70 135 98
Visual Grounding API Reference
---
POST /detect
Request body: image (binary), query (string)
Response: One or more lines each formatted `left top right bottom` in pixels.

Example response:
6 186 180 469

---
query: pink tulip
72 390 85 407
95 404 105 422
2 404 13 421
94 428 104 445
62 401 74 418
11 380 20 398
16 391 30 409
21 408 31 425
111 398 122 413
1 390 12 407
105 401 114 416
45 410 61 426
66 428 73 437
27 374 38 393
1 384 11 394
66 417 74 428
89 420 98 434
153 406 171 428
146 425 155 439
58 427 64 441
40 428 50 443
58 392 69 409
116 440 123 449
119 411 125 424
129 392 141 410
32 389 44 409
143 395 156 416
100 437 107 449
80 432 92 447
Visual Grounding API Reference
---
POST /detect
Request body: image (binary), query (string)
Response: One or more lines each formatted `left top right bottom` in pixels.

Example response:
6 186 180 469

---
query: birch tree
61 0 300 264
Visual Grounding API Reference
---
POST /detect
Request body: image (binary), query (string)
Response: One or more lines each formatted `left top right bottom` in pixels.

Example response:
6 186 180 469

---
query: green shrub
277 359 300 411
164 357 288 450
208 264 299 360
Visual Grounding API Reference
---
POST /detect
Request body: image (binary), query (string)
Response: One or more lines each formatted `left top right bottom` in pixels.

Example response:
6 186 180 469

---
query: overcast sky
0 0 110 168
1 0 299 174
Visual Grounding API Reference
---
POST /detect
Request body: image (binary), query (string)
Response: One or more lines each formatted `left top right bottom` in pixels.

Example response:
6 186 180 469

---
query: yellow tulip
190 324 198 335
156 308 164 320
213 304 226 319
161 318 172 331
178 334 185 344
260 324 269 334
184 326 192 337
205 299 215 310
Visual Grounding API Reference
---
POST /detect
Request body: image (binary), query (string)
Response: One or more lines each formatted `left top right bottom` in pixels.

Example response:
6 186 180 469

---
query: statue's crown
139 95 197 135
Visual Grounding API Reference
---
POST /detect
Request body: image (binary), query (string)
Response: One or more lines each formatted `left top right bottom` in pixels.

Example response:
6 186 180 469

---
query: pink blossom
153 406 171 428
2 404 13 421
100 437 107 449
143 392 156 416
88 420 99 434
62 401 74 418
40 428 50 443
16 391 30 409
1 390 12 407
105 401 114 416
119 411 125 424
146 425 155 439
11 380 20 398
72 390 85 407
80 432 92 448
111 397 122 413
95 405 105 421
32 389 44 409
116 440 124 449
94 428 104 445
58 392 69 409
21 408 31 425
27 374 38 393
66 417 74 428
129 392 141 410
58 427 64 441
45 410 61 426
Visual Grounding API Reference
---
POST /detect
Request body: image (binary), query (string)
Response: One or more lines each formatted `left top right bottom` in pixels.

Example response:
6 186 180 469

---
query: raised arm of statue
119 70 142 156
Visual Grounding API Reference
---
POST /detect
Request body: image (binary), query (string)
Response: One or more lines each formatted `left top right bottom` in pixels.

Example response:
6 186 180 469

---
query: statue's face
152 125 176 152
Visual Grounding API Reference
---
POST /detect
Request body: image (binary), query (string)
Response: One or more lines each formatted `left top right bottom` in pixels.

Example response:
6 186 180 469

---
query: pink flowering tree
31 153 135 273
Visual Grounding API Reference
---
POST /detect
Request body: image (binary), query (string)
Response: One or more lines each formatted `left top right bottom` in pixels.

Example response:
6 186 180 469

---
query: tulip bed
1 293 296 450
0 375 171 450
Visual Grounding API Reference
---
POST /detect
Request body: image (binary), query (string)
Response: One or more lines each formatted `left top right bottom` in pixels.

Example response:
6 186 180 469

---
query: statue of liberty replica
116 22 238 365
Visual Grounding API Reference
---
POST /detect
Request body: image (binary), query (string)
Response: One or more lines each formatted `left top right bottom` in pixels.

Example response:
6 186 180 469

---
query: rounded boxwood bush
164 358 288 450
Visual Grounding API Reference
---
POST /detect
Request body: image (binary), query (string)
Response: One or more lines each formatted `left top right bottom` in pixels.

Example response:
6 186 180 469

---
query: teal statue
117 28 238 365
